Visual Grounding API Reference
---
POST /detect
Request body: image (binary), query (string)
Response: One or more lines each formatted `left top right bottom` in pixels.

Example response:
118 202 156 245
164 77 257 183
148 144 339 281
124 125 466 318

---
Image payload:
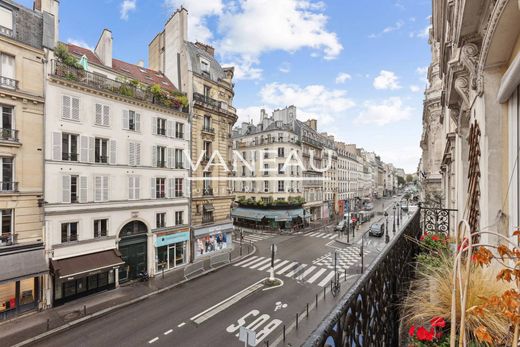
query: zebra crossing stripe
284 264 307 277
328 234 338 239
234 256 258 267
249 258 271 269
308 232 320 236
257 259 281 271
240 257 267 268
317 271 336 287
269 260 289 272
276 261 299 275
306 268 327 284
298 265 317 280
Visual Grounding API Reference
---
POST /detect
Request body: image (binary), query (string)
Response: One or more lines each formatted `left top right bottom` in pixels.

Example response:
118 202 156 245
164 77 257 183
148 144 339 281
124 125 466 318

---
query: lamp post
397 202 400 227
384 211 389 243
392 205 396 234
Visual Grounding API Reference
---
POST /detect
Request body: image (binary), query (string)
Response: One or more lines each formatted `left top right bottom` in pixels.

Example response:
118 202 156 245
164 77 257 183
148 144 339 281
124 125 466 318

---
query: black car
369 223 385 237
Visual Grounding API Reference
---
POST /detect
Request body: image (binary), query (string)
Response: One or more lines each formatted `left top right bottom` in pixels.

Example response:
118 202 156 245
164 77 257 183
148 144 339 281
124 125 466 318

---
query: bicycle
331 273 341 297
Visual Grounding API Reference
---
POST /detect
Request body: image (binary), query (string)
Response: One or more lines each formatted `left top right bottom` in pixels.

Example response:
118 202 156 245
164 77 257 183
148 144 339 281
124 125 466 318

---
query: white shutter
152 117 157 135
89 137 95 163
152 146 157 167
123 110 129 129
168 178 175 198
167 120 174 138
109 140 117 165
103 105 110 126
103 176 109 201
95 176 102 202
52 132 62 160
95 104 103 125
135 176 140 200
80 136 89 162
135 113 141 132
151 177 156 199
128 142 135 166
167 148 174 168
62 175 71 203
62 95 71 120
71 97 80 121
135 143 141 166
128 176 134 200
182 150 189 170
79 176 88 203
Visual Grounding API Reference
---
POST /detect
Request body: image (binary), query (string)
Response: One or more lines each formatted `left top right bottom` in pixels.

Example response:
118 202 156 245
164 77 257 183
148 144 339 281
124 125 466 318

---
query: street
31 197 404 347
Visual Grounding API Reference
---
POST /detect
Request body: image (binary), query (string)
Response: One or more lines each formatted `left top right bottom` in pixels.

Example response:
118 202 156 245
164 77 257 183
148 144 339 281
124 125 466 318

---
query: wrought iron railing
420 204 457 236
202 126 215 134
203 187 213 196
0 128 18 142
304 209 421 347
0 181 18 192
193 92 236 115
0 76 17 89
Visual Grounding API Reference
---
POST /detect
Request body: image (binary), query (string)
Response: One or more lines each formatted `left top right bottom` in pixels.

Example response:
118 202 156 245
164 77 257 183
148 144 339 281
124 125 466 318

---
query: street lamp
396 202 400 227
384 211 389 243
392 205 396 234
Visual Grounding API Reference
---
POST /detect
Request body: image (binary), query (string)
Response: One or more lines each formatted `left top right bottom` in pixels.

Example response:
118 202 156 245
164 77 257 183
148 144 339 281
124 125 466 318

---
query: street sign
270 244 277 254
239 326 257 346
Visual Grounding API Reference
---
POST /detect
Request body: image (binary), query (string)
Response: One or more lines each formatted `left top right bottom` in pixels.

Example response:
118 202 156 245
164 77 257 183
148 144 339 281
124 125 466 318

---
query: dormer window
0 6 13 37
200 58 210 74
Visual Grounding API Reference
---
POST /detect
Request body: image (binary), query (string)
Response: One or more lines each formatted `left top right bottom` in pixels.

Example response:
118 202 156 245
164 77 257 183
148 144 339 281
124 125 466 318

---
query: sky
19 0 432 173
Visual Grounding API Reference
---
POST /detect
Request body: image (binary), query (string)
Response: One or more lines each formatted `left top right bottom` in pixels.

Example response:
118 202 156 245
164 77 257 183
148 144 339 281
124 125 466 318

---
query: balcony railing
202 215 215 224
0 128 18 142
175 162 184 169
202 126 215 134
95 155 108 164
304 209 421 347
62 153 78 161
0 25 13 38
203 187 213 196
176 132 184 139
193 92 236 115
156 161 166 168
51 60 188 112
0 76 17 89
0 181 18 192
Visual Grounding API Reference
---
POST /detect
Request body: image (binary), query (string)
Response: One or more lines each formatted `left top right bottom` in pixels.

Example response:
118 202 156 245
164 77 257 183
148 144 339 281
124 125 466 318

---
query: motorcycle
137 271 149 282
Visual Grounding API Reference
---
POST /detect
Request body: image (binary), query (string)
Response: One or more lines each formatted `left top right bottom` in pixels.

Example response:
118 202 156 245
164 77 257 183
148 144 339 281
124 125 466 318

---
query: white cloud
67 38 94 51
373 70 401 90
279 62 291 73
369 20 404 38
410 85 421 93
410 25 431 39
335 72 352 84
354 97 413 126
164 0 223 42
120 0 136 20
223 58 263 80
236 106 271 124
378 146 421 173
416 66 428 84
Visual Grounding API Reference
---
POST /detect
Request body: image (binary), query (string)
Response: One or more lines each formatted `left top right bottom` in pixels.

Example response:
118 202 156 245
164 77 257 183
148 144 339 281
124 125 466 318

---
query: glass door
175 242 185 266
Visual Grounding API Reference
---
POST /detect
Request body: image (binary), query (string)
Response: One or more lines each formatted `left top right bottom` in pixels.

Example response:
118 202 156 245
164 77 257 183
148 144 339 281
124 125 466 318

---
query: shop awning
203 204 215 212
50 250 125 280
231 207 265 221
0 247 48 284
231 208 305 222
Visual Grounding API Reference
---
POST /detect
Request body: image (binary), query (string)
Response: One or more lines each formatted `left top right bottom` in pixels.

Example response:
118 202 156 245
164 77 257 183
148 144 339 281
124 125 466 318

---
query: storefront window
196 232 230 256
176 242 185 266
64 281 76 298
168 246 176 269
87 275 98 290
19 278 35 305
155 241 187 272
0 282 16 313
76 278 87 294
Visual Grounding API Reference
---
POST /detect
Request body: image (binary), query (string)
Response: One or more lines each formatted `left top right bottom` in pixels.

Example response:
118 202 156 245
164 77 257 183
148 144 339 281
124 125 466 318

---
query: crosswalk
312 247 368 269
304 231 338 239
237 233 274 244
233 255 344 287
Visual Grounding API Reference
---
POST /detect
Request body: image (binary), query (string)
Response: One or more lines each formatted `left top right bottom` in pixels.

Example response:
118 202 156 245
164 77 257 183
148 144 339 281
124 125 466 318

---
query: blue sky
20 0 432 172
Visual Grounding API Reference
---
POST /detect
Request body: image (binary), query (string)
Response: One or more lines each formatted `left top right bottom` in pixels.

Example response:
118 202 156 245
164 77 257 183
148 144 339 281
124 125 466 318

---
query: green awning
231 208 305 222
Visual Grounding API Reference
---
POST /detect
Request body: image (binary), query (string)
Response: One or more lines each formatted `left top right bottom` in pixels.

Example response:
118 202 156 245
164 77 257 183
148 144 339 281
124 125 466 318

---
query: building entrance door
118 221 148 282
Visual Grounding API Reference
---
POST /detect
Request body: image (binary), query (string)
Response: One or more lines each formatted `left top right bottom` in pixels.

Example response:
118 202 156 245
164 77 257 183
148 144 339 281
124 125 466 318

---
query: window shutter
128 176 134 200
103 105 110 126
95 104 103 125
183 150 189 170
95 176 102 202
71 97 80 121
79 176 88 203
80 136 89 162
52 132 62 160
62 95 71 119
135 113 141 132
167 120 174 137
135 176 140 199
128 142 135 166
109 140 117 165
123 110 129 129
167 148 174 168
152 117 157 135
89 137 95 163
168 178 174 198
152 146 157 167
135 143 141 166
62 175 71 203
103 176 109 201
150 177 156 199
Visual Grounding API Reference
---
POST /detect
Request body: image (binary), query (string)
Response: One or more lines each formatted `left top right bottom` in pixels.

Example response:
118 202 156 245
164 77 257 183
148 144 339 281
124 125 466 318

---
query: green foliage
119 84 134 97
55 43 82 69
406 174 414 182
397 175 406 186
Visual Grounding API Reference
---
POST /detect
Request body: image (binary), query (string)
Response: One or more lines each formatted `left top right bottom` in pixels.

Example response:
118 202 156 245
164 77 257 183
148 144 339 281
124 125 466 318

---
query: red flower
431 235 440 241
408 325 415 337
416 326 434 341
430 316 446 328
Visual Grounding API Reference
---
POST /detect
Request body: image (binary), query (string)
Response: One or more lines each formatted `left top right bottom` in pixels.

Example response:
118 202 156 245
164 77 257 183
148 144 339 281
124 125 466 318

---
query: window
203 85 211 98
128 176 140 200
200 59 209 73
61 222 78 243
278 163 284 174
62 133 78 161
156 213 166 229
264 180 269 192
155 146 166 168
175 178 183 197
0 105 13 140
94 219 107 238
155 178 166 198
264 164 269 176
0 209 13 246
202 206 213 223
156 118 166 136
278 181 284 192
242 165 246 176
175 149 184 169
175 211 183 225
94 176 109 202
70 175 79 203
203 172 212 195
203 115 211 131
0 157 13 191
176 122 184 139
128 142 141 166
0 53 15 88
95 138 108 163
62 95 80 121
95 104 110 126
278 147 284 157
0 6 13 35
123 110 140 132
203 141 211 160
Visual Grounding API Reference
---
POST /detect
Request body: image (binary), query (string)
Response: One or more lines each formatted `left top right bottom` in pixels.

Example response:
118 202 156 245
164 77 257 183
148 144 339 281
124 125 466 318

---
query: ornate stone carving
454 75 470 108
460 43 480 89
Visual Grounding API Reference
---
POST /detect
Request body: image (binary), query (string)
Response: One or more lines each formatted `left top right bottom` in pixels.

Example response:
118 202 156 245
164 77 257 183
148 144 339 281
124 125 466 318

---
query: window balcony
202 215 215 224
0 128 18 142
176 132 184 139
0 76 17 90
0 25 13 38
62 153 78 161
175 162 184 169
203 187 213 196
95 155 108 164
0 181 18 192
0 232 15 247
202 126 215 134
193 92 236 115
156 160 166 168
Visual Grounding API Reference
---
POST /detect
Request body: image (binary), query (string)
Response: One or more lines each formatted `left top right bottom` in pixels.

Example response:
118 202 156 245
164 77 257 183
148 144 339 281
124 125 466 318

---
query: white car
335 220 346 231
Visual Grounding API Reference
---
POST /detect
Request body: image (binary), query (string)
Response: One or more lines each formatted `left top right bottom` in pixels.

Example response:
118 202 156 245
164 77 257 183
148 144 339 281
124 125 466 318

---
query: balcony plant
54 43 85 81
149 84 188 109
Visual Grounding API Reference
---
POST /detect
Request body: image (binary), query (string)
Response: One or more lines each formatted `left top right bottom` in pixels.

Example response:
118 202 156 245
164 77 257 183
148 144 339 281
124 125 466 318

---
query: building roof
186 41 226 82
65 43 177 91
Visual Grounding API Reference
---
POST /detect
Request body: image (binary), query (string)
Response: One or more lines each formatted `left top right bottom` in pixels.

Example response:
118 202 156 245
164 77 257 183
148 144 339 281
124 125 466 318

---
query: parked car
369 223 385 237
335 220 346 231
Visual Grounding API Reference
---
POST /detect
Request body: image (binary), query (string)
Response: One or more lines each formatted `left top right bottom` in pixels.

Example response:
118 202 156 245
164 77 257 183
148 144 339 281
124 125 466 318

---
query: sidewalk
0 245 255 347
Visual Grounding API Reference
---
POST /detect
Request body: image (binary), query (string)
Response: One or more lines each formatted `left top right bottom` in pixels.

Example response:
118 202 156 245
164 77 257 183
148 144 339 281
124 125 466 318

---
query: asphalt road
32 196 404 347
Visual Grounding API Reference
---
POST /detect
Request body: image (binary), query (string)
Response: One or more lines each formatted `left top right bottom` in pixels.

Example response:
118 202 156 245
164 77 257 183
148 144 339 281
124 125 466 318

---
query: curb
12 245 257 347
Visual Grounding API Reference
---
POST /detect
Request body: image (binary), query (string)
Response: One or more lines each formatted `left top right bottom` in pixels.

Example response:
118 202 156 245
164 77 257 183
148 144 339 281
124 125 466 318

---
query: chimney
137 60 144 68
195 42 215 57
95 29 113 68
34 0 59 46
310 119 317 130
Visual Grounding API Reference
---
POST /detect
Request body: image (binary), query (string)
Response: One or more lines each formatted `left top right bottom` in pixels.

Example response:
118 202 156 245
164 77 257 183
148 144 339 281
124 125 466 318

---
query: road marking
284 264 307 277
317 271 336 287
234 255 258 267
257 259 280 271
177 322 185 328
328 234 338 239
306 268 327 284
164 329 173 335
239 257 267 268
269 260 289 272
276 261 298 275
308 232 319 236
249 258 271 269
298 265 317 280
148 337 159 344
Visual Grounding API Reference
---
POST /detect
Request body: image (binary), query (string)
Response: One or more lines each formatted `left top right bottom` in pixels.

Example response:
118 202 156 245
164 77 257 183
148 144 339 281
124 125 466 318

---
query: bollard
344 268 347 281
296 312 299 330
330 280 333 291
46 318 50 331
83 305 86 315
266 341 269 347
306 303 309 318
316 293 318 308
283 325 286 341
323 286 326 299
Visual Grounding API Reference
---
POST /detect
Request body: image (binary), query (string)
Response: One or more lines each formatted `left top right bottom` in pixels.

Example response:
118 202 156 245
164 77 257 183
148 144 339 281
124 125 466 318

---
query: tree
397 176 406 186
406 174 414 183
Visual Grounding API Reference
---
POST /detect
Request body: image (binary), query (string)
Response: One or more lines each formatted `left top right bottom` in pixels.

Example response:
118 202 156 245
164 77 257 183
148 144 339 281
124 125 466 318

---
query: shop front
154 228 189 274
231 207 306 231
194 223 233 258
118 220 148 282
0 246 47 319
50 249 124 306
